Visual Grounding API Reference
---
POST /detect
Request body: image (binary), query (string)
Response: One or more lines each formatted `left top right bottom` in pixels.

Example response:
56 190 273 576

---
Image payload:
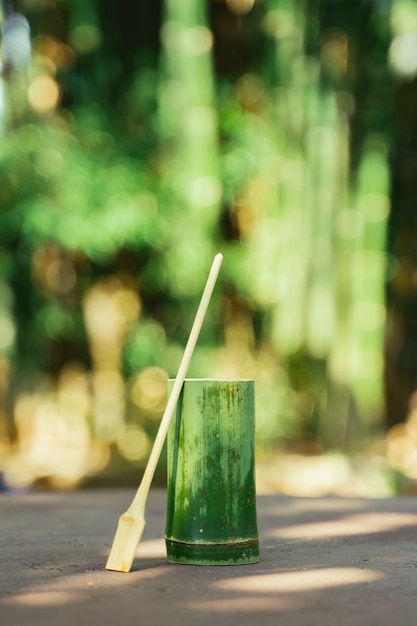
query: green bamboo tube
165 379 259 565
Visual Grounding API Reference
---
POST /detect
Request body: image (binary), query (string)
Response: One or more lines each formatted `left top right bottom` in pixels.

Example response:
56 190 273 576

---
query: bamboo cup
165 379 259 565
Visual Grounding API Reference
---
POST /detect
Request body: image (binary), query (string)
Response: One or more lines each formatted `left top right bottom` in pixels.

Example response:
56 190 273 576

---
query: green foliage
122 320 167 374
0 0 408 490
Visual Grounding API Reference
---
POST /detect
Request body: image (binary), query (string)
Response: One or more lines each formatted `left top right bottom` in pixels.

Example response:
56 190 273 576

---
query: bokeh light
0 0 411 496
226 0 256 16
27 74 61 114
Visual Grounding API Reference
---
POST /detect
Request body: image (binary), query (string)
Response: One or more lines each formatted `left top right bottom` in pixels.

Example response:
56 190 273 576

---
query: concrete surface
1 488 417 625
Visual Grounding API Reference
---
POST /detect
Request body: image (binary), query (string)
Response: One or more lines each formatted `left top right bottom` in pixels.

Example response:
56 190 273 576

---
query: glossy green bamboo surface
165 379 259 565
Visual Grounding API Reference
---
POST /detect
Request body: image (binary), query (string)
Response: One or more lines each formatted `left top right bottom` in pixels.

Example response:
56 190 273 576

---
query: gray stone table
1 488 417 625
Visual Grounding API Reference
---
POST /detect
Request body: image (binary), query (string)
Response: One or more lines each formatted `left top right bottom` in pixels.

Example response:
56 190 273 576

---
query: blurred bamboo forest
1 0 417 494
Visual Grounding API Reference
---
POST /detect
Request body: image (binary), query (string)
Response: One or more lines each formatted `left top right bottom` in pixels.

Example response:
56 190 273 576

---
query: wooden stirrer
105 253 223 572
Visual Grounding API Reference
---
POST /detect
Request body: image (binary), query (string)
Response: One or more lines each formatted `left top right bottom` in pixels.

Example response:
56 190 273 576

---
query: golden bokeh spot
36 36 76 68
117 425 150 462
28 75 61 115
227 0 255 16
130 366 168 415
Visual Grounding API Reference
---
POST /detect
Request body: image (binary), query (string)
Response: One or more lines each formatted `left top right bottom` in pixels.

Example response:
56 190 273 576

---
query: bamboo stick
105 253 223 572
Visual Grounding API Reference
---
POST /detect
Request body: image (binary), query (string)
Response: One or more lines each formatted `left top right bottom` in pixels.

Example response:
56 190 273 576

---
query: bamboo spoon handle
128 252 223 516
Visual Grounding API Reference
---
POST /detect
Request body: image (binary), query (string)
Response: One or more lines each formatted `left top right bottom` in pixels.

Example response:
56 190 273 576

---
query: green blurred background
1 0 417 495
